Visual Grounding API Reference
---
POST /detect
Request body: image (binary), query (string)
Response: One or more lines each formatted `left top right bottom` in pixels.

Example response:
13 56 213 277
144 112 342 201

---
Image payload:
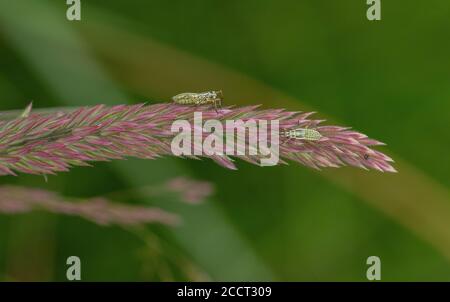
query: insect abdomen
303 129 322 141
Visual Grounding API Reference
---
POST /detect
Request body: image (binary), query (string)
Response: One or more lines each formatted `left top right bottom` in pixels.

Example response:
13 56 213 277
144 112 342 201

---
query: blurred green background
0 0 449 281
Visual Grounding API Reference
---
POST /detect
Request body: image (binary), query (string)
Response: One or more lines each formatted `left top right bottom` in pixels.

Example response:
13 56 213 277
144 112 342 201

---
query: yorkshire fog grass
0 103 396 176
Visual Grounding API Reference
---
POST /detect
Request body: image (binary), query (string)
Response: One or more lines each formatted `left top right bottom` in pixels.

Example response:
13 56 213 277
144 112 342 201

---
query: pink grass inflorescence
0 103 396 176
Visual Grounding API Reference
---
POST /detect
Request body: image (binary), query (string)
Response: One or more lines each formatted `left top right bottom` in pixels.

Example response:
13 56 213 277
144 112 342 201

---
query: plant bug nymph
281 127 323 144
172 90 223 112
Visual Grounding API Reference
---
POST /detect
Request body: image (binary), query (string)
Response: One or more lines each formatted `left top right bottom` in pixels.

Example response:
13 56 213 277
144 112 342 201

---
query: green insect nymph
282 128 323 142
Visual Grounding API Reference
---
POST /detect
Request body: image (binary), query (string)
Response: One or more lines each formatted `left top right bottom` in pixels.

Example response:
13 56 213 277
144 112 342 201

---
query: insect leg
214 100 219 113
